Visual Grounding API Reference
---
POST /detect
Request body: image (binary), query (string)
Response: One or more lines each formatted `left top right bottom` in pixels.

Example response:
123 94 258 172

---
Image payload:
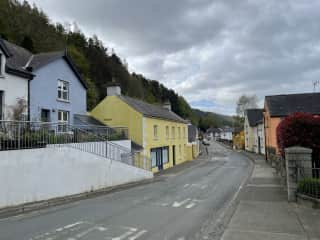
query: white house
0 38 33 120
244 109 265 155
220 126 234 142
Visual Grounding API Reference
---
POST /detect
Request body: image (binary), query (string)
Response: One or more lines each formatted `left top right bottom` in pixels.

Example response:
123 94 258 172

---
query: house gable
90 96 144 145
29 58 87 123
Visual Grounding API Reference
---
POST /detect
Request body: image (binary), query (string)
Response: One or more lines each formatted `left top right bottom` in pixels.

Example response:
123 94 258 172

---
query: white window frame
153 125 158 140
57 80 69 101
165 126 169 139
58 110 69 132
172 126 175 139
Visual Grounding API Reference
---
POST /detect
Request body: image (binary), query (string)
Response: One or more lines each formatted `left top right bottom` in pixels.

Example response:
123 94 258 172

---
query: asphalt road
0 141 252 240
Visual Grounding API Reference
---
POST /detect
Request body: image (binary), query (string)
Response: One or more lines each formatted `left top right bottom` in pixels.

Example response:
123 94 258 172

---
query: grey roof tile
246 109 263 126
119 95 187 123
265 93 320 117
1 39 34 78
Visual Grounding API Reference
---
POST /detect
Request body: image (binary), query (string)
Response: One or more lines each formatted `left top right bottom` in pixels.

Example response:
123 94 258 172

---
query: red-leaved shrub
276 113 320 162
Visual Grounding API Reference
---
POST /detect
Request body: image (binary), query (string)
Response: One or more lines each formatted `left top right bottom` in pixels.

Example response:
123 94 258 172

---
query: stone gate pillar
285 146 312 202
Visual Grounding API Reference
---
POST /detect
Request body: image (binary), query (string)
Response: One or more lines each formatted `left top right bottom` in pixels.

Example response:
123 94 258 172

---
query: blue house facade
28 51 87 126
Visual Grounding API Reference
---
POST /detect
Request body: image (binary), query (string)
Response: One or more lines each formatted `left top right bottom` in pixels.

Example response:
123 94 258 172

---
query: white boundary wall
0 146 153 209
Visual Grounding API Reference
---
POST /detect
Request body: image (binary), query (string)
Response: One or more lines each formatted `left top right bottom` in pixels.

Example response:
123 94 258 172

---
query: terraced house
91 85 189 172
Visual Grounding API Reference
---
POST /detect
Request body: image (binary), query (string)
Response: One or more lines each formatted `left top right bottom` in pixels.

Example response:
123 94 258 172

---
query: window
58 110 69 132
172 126 175 139
178 127 181 139
166 126 169 139
179 145 181 156
41 109 50 122
183 127 186 139
150 150 157 168
58 80 69 101
153 125 158 139
162 147 169 164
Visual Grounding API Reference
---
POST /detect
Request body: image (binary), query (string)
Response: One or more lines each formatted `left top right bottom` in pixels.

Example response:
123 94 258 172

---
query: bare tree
9 98 27 121
236 94 258 117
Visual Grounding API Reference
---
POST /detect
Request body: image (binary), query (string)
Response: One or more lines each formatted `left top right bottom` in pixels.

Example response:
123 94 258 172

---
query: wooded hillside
0 0 234 129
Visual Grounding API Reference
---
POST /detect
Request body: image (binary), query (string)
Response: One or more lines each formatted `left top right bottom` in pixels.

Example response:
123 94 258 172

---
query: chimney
107 82 121 96
163 100 171 111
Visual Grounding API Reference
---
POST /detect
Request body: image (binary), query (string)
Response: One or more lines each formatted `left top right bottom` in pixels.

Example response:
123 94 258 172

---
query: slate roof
28 51 88 89
188 124 198 142
119 95 187 123
246 109 264 127
74 114 105 126
265 93 320 117
0 38 86 88
28 51 65 70
1 39 34 78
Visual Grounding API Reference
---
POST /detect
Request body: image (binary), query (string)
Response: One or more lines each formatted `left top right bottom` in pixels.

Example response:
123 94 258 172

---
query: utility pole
313 80 320 92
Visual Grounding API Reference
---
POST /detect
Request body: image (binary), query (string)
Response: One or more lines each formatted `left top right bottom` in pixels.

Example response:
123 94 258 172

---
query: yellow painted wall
144 117 188 173
90 96 143 144
91 95 190 173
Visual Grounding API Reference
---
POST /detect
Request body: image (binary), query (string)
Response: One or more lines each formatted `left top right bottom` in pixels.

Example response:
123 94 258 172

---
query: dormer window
58 80 69 101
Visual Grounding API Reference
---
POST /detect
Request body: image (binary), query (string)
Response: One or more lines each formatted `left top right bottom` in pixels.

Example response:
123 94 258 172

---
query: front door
0 91 3 120
258 137 261 154
172 145 176 166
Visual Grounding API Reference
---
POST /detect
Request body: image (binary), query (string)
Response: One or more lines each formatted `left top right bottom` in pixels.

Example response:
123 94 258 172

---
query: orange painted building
264 92 320 160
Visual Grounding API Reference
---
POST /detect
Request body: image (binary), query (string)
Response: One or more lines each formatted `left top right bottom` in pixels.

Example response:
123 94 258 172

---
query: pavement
0 141 252 240
221 151 320 240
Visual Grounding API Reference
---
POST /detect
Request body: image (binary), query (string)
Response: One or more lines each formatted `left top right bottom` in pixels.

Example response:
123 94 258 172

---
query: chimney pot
106 83 121 96
163 100 171 111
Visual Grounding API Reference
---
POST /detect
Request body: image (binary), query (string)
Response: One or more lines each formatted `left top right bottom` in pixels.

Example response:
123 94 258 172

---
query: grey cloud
29 0 320 114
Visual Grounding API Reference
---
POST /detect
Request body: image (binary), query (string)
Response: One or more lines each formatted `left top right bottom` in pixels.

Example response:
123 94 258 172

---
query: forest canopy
0 0 234 129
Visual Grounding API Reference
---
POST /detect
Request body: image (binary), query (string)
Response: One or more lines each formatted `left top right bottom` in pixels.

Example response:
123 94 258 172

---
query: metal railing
296 165 320 199
73 124 128 140
0 120 151 171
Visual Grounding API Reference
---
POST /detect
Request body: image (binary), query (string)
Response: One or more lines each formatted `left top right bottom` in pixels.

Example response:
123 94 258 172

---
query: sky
27 0 320 115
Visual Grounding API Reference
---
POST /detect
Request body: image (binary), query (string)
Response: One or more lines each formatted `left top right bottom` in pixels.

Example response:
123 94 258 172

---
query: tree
9 98 27 120
20 35 34 52
236 94 258 117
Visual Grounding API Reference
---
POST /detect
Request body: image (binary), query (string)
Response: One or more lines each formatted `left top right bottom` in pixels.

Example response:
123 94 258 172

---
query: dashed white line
172 199 191 208
128 230 148 240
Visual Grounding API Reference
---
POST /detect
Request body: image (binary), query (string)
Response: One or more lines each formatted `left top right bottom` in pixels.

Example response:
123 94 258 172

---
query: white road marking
128 230 148 240
185 202 196 209
64 222 84 229
172 198 191 208
183 184 190 188
112 227 137 240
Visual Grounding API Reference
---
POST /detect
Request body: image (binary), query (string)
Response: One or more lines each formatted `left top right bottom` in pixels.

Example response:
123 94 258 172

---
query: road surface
0 141 252 240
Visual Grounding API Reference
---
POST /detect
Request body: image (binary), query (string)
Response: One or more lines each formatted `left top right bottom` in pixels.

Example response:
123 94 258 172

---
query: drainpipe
27 79 30 121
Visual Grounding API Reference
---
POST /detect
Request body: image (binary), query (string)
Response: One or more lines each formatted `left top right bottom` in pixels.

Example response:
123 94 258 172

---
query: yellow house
90 85 189 173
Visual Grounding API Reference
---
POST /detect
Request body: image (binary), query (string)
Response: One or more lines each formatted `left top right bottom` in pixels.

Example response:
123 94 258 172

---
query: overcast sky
27 0 320 115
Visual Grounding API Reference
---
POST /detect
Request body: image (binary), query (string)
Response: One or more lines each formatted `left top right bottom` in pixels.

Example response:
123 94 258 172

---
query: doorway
258 137 261 154
172 145 176 166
